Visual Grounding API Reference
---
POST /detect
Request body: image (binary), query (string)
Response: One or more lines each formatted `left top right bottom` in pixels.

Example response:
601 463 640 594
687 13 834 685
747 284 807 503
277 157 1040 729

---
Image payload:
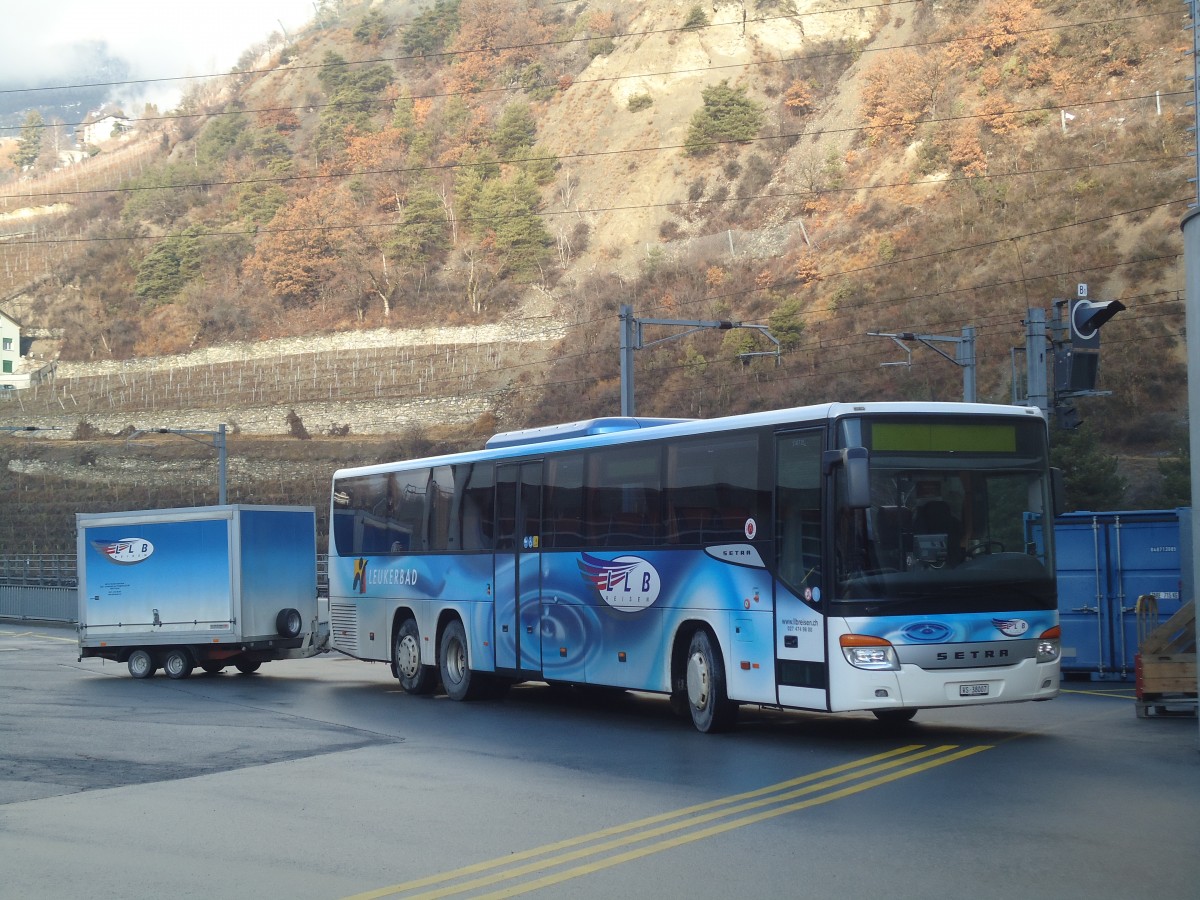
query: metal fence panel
0 585 76 623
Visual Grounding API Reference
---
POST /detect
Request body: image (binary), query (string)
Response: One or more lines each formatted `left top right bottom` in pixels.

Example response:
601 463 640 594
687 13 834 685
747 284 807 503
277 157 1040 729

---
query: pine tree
684 82 764 156
14 110 45 169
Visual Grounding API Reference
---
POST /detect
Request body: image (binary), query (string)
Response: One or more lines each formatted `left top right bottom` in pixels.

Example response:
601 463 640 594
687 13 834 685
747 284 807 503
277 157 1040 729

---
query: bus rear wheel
685 629 738 733
394 617 436 695
439 620 481 701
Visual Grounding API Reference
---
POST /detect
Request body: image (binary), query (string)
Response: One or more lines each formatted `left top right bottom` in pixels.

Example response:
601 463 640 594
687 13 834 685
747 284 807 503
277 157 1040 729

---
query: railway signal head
1068 298 1125 350
1054 298 1125 396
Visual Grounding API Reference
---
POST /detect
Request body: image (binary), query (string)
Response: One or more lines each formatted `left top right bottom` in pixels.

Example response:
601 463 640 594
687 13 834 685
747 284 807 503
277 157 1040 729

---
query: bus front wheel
439 620 480 701
685 629 738 733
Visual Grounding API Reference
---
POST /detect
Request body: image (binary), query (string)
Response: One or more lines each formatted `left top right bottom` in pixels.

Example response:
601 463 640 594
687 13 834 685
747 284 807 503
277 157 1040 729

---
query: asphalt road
1 624 1197 900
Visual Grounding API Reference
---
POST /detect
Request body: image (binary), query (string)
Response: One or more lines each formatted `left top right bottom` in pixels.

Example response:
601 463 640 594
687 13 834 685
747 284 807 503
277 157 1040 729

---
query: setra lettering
937 648 1010 661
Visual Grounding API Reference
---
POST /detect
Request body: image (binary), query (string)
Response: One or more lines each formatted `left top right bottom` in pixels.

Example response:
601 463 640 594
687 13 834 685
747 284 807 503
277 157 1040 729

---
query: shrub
286 410 311 440
588 37 615 57
683 6 709 30
684 81 765 156
627 93 653 112
659 219 683 241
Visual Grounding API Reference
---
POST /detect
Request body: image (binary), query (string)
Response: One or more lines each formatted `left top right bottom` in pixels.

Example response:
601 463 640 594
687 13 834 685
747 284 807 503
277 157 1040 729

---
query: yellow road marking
346 743 991 900
0 630 77 644
1060 688 1136 700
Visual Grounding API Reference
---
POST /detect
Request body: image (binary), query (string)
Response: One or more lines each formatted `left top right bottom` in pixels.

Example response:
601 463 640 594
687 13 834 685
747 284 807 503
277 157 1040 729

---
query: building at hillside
0 311 56 392
0 309 20 377
78 111 131 148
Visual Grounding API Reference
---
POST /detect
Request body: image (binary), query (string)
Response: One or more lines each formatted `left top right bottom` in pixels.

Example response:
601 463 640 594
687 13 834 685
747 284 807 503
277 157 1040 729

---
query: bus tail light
840 634 899 671
1036 625 1061 664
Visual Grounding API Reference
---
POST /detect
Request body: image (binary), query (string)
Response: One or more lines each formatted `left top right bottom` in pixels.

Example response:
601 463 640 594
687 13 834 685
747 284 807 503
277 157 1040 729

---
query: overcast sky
0 1 317 112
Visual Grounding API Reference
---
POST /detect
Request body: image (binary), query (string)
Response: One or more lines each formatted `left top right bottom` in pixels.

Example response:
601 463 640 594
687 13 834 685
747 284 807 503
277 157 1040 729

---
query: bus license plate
959 683 990 697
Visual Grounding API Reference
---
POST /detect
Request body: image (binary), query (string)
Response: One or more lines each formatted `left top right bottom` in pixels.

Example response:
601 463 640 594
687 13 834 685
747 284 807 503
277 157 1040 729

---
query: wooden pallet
1135 597 1197 718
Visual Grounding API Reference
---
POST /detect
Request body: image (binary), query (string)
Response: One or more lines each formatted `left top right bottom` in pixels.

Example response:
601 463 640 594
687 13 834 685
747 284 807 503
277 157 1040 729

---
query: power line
4 84 1185 206
1 6 1175 135
0 0 924 99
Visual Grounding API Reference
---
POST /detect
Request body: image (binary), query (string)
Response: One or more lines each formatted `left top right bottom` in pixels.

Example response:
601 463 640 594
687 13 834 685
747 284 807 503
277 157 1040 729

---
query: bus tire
439 619 480 701
163 647 193 680
128 649 156 679
394 617 436 695
685 629 738 734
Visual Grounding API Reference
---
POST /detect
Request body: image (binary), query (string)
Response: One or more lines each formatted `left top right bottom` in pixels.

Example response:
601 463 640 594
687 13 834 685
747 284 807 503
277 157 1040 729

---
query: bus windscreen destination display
868 422 1018 453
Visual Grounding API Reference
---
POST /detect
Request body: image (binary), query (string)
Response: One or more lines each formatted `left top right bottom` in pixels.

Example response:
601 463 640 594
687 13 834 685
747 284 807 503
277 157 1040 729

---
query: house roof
0 308 22 328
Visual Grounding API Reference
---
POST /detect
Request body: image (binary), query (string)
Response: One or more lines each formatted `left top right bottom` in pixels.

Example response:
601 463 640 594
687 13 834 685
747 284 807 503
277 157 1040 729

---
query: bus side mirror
824 447 871 509
1050 467 1065 517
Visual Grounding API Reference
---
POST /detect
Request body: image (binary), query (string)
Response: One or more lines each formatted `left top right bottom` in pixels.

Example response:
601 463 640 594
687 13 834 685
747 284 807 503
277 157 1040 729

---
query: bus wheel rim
397 633 420 678
447 639 466 684
686 651 709 710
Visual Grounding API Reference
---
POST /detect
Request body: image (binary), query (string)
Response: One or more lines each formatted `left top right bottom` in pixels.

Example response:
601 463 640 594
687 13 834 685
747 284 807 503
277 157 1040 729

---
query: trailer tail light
840 634 899 671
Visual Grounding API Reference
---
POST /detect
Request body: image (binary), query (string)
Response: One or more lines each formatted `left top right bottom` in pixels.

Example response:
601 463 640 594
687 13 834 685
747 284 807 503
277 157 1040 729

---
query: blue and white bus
328 401 1061 732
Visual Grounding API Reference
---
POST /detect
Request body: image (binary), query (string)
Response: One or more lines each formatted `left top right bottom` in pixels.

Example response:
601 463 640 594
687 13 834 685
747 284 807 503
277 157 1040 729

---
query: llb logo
578 553 661 612
93 538 154 566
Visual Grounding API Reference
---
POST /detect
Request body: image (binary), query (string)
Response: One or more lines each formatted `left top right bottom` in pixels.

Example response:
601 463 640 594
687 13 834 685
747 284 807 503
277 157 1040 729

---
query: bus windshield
833 415 1055 614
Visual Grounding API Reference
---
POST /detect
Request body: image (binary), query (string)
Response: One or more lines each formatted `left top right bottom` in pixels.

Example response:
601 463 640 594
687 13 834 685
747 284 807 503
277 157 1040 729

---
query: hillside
0 0 1194 553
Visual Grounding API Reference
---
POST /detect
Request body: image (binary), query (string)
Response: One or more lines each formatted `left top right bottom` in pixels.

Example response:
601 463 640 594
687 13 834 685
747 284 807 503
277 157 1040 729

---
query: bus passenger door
774 430 829 710
495 462 543 673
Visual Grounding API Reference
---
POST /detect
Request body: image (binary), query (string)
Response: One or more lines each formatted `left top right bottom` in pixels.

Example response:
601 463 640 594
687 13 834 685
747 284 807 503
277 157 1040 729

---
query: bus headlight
1036 625 1061 664
840 634 900 671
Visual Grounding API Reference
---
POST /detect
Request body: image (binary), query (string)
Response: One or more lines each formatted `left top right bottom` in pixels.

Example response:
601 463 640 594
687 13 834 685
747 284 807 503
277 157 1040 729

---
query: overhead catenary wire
1 1 1186 432
0 0 1163 105
0 4 1178 137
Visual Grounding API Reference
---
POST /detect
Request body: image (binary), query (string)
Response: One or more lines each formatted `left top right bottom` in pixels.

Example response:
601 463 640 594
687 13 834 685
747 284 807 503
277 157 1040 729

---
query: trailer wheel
394 618 436 695
685 629 738 733
128 649 157 679
439 620 481 701
163 648 193 680
235 660 262 674
276 607 304 639
200 662 225 675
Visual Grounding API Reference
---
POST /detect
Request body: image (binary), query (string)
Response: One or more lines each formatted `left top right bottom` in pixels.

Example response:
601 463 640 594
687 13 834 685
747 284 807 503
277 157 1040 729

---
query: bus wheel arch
392 611 436 695
676 624 738 733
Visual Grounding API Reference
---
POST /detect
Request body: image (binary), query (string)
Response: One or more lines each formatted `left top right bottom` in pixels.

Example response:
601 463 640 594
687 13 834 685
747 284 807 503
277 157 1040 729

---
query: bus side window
387 469 430 552
427 466 455 551
667 432 761 545
544 454 585 548
587 444 663 547
458 463 495 551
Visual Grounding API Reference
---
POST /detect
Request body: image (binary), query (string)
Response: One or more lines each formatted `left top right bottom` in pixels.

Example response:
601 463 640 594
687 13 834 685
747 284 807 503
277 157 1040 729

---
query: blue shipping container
1055 509 1188 679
